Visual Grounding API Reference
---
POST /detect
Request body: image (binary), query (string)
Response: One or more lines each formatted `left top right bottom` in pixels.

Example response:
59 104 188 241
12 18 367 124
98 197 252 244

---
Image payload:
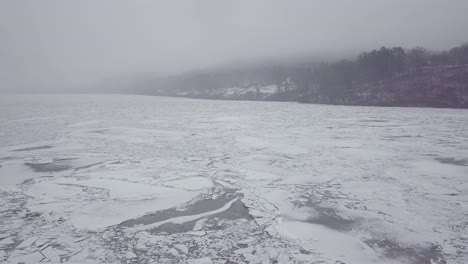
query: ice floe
0 94 467 263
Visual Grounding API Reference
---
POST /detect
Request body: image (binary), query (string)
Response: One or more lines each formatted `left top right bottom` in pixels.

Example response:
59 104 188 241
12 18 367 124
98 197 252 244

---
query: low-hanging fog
2 2 468 263
1 0 468 92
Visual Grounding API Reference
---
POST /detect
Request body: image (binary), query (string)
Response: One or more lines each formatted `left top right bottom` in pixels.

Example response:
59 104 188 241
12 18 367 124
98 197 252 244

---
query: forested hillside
139 43 468 108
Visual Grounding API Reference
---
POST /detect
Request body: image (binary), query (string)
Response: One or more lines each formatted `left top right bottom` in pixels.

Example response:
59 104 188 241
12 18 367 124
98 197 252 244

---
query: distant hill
136 44 468 108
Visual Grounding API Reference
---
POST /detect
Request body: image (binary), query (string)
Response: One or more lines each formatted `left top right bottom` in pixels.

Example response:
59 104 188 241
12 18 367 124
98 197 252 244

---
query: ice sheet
0 94 466 264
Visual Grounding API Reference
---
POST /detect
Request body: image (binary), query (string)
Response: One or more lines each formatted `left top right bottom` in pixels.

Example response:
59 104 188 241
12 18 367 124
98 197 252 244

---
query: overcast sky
1 0 468 92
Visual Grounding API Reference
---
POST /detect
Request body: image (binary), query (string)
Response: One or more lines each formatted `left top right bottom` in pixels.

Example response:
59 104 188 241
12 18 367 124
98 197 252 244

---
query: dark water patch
150 220 197 234
237 243 248 248
212 199 253 221
119 188 252 235
365 239 446 264
150 200 252 234
435 157 468 166
24 161 72 172
13 145 53 152
306 210 355 232
299 200 356 231
120 190 240 228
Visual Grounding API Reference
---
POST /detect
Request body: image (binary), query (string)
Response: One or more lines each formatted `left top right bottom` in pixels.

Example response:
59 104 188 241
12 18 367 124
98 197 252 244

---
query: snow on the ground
176 84 278 99
0 94 467 264
272 220 381 264
0 160 37 186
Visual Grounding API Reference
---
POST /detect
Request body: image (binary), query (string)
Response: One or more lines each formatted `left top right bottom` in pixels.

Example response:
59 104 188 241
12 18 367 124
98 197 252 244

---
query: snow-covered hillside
177 84 277 100
0 94 467 264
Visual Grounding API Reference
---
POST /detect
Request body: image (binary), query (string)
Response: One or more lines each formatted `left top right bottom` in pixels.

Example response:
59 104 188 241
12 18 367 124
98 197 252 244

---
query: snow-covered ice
0 94 467 264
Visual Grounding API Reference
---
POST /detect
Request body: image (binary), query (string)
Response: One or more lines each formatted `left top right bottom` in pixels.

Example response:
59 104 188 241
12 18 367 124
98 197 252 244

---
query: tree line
290 43 468 98
143 43 468 98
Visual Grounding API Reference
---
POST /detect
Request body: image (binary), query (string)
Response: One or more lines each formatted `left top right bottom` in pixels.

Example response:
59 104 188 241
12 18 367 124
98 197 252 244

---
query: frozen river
0 94 467 264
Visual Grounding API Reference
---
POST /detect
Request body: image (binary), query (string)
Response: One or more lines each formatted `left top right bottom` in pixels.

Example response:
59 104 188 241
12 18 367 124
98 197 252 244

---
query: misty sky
1 0 468 92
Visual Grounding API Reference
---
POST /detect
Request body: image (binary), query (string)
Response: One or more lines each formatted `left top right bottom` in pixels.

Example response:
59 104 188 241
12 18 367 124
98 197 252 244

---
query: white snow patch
237 136 308 155
187 257 213 264
26 178 200 230
173 244 189 254
274 220 379 264
67 120 101 128
0 160 36 186
164 177 213 190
